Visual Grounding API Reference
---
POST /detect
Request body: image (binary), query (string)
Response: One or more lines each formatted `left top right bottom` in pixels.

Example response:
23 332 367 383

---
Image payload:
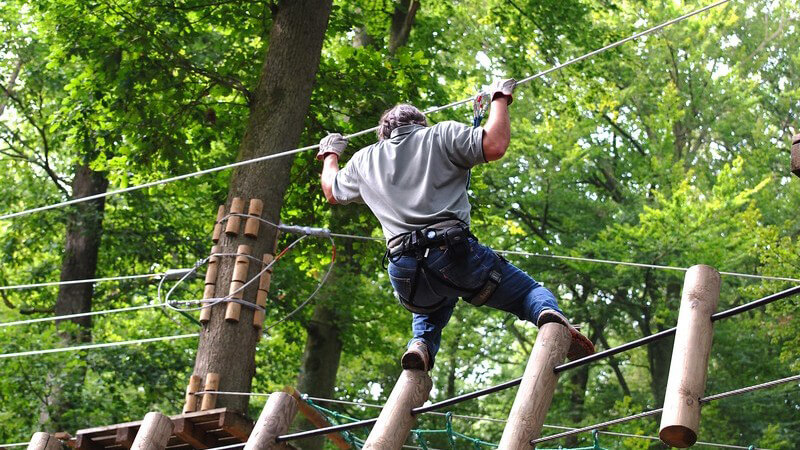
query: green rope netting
302 397 609 450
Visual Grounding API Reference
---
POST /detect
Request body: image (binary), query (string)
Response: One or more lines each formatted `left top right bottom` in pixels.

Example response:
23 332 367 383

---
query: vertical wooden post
27 433 61 450
130 412 174 450
226 245 251 322
363 370 432 449
245 199 264 238
225 197 245 236
659 265 720 448
200 245 220 324
254 253 275 329
212 205 225 243
498 322 570 449
182 374 203 413
791 133 800 178
244 392 299 450
200 372 221 411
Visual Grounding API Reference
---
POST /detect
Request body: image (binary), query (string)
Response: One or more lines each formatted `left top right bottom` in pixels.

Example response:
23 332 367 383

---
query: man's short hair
377 104 428 140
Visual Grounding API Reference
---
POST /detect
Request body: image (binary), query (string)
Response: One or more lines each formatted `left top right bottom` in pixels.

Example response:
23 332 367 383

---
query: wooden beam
114 428 136 449
792 133 800 178
218 411 254 442
73 435 102 450
659 265 720 448
363 370 432 449
173 419 214 450
284 386 350 449
131 412 174 450
27 433 62 450
498 322 571 449
244 392 298 450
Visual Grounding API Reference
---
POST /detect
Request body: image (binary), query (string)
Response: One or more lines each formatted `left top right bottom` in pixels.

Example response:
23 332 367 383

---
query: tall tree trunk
388 0 420 55
41 164 108 430
191 0 333 414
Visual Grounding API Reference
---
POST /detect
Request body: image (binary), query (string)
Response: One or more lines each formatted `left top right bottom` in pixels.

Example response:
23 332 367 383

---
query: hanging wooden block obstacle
363 370 432 449
212 205 225 243
27 433 61 450
200 373 221 411
254 253 275 329
244 392 299 450
130 412 173 450
498 322 571 449
659 265 720 448
182 375 203 413
200 245 220 325
225 197 245 236
245 199 264 238
791 134 800 178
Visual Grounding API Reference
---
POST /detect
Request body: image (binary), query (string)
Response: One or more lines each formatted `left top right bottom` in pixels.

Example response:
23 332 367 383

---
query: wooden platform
68 408 252 450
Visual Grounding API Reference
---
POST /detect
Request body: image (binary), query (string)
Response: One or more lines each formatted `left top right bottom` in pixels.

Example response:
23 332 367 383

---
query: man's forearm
482 98 511 161
321 154 339 204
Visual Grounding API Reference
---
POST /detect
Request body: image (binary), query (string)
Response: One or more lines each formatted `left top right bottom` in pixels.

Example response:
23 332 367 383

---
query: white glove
316 133 347 161
489 78 516 105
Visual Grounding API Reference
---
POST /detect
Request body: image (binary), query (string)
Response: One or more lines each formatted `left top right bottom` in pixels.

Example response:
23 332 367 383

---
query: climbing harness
386 220 504 314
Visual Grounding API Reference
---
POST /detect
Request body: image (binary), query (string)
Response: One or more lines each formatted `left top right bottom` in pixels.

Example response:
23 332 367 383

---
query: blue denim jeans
387 237 562 364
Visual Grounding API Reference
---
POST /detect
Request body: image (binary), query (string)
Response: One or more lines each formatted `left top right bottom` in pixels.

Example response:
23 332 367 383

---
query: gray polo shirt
332 121 485 241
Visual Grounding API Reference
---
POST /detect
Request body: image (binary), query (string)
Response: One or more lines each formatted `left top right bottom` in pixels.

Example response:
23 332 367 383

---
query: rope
0 272 167 291
0 333 198 359
0 303 165 327
0 0 733 222
530 374 800 446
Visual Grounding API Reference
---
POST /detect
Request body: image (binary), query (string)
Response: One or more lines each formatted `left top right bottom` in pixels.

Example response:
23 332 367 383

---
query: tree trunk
294 305 343 450
42 164 108 430
191 0 333 414
388 0 420 55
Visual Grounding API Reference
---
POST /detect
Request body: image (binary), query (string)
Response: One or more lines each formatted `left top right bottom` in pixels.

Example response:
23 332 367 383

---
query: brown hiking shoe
537 309 595 361
401 341 431 371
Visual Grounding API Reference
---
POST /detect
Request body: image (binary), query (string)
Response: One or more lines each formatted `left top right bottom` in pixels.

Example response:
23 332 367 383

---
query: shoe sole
401 352 428 371
567 327 595 361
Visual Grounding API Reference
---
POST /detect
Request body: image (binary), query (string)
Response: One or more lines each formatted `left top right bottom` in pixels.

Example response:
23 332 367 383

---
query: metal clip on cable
278 223 332 238
473 91 490 127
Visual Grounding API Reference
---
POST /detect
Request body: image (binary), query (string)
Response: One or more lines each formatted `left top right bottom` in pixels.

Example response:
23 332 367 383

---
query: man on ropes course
317 79 594 371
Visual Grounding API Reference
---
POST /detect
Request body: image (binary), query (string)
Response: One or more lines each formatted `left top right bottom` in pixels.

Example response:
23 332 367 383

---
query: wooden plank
173 419 214 450
114 428 136 449
74 435 103 450
284 386 350 449
218 411 253 442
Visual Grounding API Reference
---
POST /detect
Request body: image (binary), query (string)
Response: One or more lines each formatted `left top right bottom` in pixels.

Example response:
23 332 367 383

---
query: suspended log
498 322 571 449
244 392 299 450
363 370 432 449
659 264 720 448
130 412 174 450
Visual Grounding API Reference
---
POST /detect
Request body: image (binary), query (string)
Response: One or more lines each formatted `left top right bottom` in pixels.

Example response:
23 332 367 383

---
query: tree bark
388 0 420 55
42 164 108 430
191 0 333 414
